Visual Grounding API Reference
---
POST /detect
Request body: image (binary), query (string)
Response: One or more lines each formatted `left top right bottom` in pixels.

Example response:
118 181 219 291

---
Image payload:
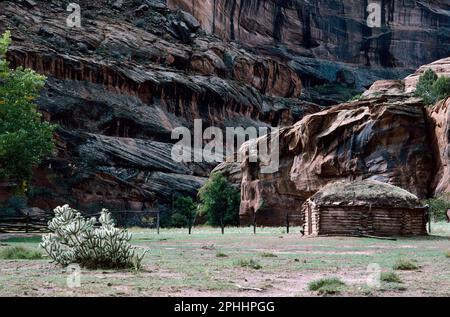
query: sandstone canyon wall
238 95 435 225
427 97 450 196
237 56 450 226
0 0 319 216
168 0 450 104
1 0 449 226
168 0 450 68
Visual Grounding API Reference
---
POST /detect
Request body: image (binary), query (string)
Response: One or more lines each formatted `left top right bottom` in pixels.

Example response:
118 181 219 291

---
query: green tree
415 69 450 105
198 172 240 233
170 196 197 233
425 197 450 222
0 31 55 188
432 76 450 102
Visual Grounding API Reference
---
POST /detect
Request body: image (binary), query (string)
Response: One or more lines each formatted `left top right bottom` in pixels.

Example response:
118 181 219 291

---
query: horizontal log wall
305 205 427 236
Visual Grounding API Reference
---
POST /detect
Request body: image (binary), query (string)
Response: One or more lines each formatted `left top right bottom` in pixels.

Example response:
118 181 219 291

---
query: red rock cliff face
0 0 319 215
168 0 450 69
239 95 435 225
426 97 450 196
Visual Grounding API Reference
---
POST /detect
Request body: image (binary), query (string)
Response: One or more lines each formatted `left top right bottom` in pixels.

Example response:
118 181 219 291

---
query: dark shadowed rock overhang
0 0 320 213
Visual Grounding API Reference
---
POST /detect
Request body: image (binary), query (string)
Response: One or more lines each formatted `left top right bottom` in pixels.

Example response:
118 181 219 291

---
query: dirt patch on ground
1 226 450 297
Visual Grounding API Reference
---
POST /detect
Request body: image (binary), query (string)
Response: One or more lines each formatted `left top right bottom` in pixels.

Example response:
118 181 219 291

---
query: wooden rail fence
0 212 53 233
0 210 160 233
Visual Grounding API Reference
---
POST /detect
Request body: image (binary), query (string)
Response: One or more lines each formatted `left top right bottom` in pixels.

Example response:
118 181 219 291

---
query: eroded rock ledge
238 95 435 225
0 0 318 213
169 0 450 70
234 56 450 226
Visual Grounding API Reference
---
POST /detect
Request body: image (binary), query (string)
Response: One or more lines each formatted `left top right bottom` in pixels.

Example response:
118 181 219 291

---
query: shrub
432 76 450 101
235 259 262 270
216 252 228 258
198 172 240 230
416 69 438 104
40 205 147 270
169 196 197 229
260 252 278 258
382 283 407 292
445 251 450 258
416 69 450 105
0 195 27 217
308 277 346 295
0 246 42 260
349 93 362 101
380 272 402 283
393 259 418 271
424 197 450 222
0 31 55 185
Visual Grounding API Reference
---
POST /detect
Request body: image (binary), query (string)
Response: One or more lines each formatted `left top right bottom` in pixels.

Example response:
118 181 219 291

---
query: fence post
286 212 290 234
25 212 30 233
253 211 256 234
156 211 160 235
188 216 192 235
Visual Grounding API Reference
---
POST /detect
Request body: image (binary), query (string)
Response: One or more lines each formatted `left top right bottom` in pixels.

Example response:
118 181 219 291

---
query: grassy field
0 224 449 297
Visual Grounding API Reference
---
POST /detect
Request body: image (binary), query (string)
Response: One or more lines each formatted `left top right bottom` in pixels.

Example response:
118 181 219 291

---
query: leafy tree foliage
416 69 450 105
0 31 55 184
198 172 240 230
432 76 450 101
170 196 197 228
425 196 450 222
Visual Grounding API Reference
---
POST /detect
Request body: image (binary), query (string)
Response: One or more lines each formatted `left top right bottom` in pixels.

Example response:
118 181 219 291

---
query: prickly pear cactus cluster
41 205 147 269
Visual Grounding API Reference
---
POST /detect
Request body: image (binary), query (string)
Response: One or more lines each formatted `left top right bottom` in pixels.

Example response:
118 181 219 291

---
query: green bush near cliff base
0 195 26 217
416 69 450 105
198 172 240 227
0 31 55 185
168 196 197 228
424 197 450 222
349 93 363 101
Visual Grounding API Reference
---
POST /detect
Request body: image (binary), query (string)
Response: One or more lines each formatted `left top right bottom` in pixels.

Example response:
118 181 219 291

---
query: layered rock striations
237 57 450 226
168 0 450 104
426 97 450 196
0 0 319 213
238 95 435 225
169 0 450 69
1 0 449 225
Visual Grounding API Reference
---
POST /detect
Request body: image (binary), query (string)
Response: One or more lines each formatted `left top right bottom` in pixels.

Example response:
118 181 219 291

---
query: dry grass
380 272 402 283
0 246 43 260
308 277 346 295
260 252 278 258
0 224 449 296
393 259 418 271
234 259 262 270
